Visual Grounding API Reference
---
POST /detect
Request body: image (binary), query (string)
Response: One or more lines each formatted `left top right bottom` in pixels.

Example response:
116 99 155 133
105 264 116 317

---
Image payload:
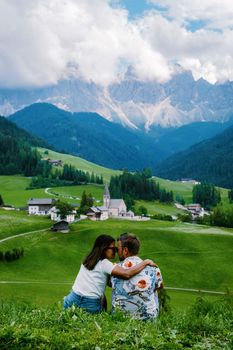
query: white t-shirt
72 258 114 298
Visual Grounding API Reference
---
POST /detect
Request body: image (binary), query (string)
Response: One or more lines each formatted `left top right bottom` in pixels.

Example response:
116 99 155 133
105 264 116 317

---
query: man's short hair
117 232 140 255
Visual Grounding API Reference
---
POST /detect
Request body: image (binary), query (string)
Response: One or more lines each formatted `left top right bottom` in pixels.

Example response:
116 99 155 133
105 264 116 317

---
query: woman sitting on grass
64 234 156 313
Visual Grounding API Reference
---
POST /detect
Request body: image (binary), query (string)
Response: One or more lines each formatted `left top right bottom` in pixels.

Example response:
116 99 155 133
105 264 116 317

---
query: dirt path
0 228 50 244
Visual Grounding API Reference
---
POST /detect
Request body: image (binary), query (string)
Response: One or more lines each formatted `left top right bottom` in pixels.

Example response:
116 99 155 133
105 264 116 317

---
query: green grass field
0 175 49 207
0 209 51 240
153 176 229 205
0 175 106 207
0 151 232 313
0 217 232 311
134 200 180 216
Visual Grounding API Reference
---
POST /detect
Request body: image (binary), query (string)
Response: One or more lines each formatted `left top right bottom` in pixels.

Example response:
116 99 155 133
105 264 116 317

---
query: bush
177 212 192 222
151 213 173 221
0 248 24 263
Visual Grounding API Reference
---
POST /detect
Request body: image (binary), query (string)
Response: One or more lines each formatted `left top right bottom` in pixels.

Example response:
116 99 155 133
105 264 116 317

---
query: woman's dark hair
83 234 115 270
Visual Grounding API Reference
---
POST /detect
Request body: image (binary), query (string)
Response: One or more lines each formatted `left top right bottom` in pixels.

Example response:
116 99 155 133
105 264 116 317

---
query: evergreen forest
109 170 173 208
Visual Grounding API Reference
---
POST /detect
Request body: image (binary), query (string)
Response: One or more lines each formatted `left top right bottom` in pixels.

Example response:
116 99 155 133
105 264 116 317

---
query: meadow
0 171 233 349
0 149 232 316
0 209 51 240
0 175 104 208
0 215 232 311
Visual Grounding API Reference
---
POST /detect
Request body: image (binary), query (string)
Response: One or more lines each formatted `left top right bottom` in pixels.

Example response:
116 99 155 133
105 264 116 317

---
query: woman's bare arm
111 259 157 280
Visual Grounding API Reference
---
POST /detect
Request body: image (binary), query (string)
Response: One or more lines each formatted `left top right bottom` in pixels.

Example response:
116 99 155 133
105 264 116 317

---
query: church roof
109 199 125 208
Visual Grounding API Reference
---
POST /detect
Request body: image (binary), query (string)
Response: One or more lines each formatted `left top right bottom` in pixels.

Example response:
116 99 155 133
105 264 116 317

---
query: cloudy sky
1 0 233 88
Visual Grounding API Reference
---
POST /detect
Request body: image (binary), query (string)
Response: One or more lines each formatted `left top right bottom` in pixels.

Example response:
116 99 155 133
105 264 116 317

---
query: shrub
0 248 24 263
152 213 173 221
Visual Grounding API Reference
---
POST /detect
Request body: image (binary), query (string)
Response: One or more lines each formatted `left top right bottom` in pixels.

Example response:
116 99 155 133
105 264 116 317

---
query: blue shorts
63 290 102 314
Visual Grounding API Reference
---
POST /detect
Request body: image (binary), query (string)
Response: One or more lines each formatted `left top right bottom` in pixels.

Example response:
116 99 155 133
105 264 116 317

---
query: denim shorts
63 290 102 314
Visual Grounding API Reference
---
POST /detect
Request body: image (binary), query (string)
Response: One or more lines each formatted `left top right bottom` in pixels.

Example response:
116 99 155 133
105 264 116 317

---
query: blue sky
112 0 156 19
113 0 207 31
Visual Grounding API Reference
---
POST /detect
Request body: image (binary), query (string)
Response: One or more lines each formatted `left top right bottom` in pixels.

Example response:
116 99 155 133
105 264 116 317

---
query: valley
0 212 232 311
0 149 232 312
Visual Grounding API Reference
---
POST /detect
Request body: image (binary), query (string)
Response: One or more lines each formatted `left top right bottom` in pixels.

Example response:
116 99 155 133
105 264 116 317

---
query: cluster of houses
27 184 207 232
27 185 138 231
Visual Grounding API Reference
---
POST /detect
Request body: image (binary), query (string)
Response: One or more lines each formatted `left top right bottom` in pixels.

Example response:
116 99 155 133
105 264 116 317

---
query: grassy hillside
0 175 105 207
0 209 51 240
153 176 229 205
0 216 232 311
38 148 121 181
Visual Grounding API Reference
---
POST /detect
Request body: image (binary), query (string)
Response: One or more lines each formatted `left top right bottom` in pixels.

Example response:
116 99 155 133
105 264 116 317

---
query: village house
50 207 76 223
41 158 62 166
48 159 62 166
51 220 69 233
180 178 200 185
28 198 57 215
86 206 109 221
186 203 206 219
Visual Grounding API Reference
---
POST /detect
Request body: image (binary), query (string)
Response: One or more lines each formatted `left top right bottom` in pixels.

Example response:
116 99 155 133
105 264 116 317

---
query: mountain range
155 125 233 188
9 103 164 171
1 68 233 130
8 103 233 177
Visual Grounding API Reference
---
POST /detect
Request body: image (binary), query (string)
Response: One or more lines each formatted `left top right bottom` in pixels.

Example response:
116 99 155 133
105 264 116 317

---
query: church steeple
103 184 110 208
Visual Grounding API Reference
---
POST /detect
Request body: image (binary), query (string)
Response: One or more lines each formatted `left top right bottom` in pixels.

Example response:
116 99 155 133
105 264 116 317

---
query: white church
87 185 134 221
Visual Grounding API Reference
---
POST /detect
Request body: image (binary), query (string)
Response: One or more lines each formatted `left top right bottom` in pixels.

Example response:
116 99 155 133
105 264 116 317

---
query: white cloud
0 0 233 88
0 0 171 88
149 0 233 29
136 7 233 83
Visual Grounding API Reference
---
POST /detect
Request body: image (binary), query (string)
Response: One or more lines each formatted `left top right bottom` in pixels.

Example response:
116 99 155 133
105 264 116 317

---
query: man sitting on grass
111 233 163 320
